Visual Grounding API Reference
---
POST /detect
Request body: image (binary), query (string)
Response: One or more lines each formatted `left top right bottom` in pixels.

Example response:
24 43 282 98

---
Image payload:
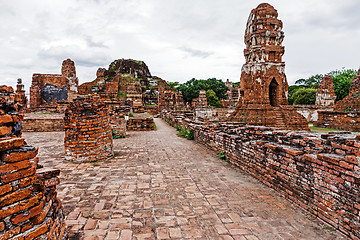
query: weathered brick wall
161 110 360 240
64 95 113 162
293 105 334 122
316 111 360 132
23 119 64 132
127 118 154 131
30 59 78 110
0 86 67 239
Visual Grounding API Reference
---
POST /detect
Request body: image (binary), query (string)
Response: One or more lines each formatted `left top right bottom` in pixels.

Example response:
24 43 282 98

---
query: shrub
185 129 194 140
219 151 225 160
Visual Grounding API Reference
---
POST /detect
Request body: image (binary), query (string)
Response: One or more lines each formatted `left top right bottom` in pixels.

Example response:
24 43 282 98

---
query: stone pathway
23 118 347 240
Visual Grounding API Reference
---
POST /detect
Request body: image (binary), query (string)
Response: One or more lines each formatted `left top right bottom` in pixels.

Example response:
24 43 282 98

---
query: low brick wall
293 105 333 122
127 118 154 131
316 111 360 132
64 95 113 162
0 86 67 239
161 110 360 239
23 118 64 132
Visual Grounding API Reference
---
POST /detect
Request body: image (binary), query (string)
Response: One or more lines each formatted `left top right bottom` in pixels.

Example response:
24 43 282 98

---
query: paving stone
23 118 347 239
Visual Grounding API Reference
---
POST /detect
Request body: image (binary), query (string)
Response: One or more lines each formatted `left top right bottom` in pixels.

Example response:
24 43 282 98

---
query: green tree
177 78 229 103
168 81 179 89
289 68 357 104
328 69 357 101
206 90 222 107
294 74 323 88
290 88 317 105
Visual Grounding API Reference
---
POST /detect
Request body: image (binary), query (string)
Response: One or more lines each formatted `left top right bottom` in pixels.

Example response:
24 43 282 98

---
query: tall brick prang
64 95 113 163
0 85 66 239
230 3 309 131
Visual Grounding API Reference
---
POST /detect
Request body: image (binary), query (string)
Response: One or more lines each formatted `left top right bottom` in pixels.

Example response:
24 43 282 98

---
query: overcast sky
1 0 360 92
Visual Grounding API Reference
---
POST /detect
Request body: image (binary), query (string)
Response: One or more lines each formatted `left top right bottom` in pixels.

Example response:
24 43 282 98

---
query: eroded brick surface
24 119 347 240
230 3 309 131
0 85 66 239
64 95 113 163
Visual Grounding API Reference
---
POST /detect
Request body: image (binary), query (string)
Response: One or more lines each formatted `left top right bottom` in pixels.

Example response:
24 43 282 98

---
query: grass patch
323 225 336 231
309 124 344 133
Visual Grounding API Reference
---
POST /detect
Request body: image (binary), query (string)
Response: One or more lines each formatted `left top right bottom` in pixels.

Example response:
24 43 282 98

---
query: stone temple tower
230 3 309 131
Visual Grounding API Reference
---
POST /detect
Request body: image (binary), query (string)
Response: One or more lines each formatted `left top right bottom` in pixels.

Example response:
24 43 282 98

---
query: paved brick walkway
24 118 347 240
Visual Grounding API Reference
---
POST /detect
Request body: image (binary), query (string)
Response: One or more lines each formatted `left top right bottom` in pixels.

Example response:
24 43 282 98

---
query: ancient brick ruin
78 59 183 114
191 90 208 108
0 86 66 239
335 68 360 112
316 69 360 131
230 3 309 131
15 78 27 109
224 79 240 107
316 75 336 106
158 89 185 111
64 95 113 163
162 110 360 240
30 59 78 111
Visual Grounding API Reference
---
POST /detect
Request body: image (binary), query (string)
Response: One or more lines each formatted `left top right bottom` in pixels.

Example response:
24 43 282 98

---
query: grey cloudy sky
1 0 360 92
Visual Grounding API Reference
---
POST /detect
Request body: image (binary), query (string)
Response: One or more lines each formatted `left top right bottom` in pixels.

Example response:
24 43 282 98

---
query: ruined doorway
269 78 278 106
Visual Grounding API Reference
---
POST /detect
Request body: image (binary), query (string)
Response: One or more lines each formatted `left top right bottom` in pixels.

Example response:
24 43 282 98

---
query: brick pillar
64 95 113 162
0 85 67 239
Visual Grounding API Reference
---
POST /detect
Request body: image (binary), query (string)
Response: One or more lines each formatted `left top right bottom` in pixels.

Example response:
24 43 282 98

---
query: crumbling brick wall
316 69 360 131
30 59 78 110
127 118 154 131
316 75 336 106
316 111 360 132
64 95 113 162
162 110 360 240
158 89 185 110
191 90 208 108
0 86 67 239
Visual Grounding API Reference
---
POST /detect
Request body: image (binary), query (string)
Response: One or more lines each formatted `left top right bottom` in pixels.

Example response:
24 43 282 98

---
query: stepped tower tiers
230 3 309 131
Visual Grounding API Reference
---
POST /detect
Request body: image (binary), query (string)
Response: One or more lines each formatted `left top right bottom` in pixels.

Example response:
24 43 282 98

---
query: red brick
11 200 45 225
0 159 31 175
1 147 38 163
0 114 13 124
24 222 49 240
0 187 34 208
0 126 12 136
0 226 21 240
1 161 37 183
0 192 42 219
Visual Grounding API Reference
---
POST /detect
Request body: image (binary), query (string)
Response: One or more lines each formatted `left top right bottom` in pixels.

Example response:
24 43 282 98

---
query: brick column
64 95 113 162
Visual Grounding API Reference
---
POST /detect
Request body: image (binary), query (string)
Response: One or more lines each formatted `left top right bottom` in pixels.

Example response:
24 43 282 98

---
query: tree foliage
167 81 179 89
289 68 357 105
289 88 317 105
206 90 222 107
177 78 229 103
329 69 357 101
